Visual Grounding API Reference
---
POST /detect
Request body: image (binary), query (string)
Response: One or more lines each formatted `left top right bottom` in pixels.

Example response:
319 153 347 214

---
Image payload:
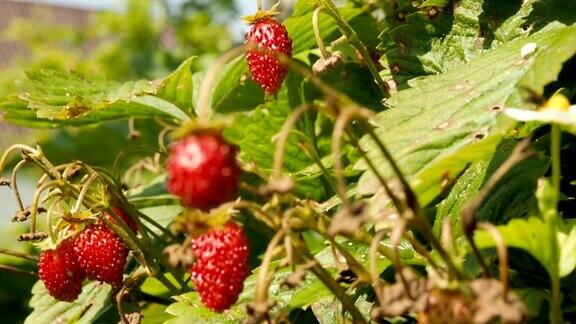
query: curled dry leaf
469 279 526 324
163 244 195 269
312 51 344 75
259 177 295 196
328 201 370 236
374 269 428 318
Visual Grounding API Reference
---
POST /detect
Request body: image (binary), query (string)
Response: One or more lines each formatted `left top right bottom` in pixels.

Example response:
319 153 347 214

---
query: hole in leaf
473 132 486 140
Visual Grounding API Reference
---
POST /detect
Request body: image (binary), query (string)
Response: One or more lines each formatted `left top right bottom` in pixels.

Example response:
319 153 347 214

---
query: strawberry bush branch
315 0 390 97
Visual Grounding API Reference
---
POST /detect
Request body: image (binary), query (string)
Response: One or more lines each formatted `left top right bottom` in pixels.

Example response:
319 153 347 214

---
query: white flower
504 93 576 134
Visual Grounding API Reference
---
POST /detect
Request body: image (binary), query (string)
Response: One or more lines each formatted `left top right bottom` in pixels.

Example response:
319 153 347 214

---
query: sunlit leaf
25 281 113 324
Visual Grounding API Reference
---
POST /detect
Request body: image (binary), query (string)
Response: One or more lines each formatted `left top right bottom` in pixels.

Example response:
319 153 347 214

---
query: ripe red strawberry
166 131 240 210
38 238 85 302
189 222 250 312
245 18 292 94
74 210 131 287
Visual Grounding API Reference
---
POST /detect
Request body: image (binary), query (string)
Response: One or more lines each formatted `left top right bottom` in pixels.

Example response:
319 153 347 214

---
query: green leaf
558 221 576 278
419 0 450 7
0 70 190 128
285 6 364 54
165 239 394 323
154 57 196 114
141 303 172 324
515 288 546 318
211 56 265 113
223 87 327 200
25 281 113 324
380 0 576 87
474 217 576 278
433 139 549 238
130 96 191 121
311 294 372 324
165 291 240 324
317 62 383 110
127 175 180 208
355 25 576 207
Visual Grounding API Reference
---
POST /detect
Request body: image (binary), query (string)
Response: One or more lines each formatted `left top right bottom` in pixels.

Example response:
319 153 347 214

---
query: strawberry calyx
242 1 280 24
170 120 229 141
176 202 240 238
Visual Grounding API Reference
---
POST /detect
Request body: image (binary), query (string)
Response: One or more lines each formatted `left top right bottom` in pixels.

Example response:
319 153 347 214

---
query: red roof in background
0 0 93 68
0 1 92 146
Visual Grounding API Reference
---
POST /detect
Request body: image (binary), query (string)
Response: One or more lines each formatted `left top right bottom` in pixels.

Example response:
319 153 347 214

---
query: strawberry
189 222 250 312
166 131 240 210
245 17 292 94
38 238 85 302
74 209 131 287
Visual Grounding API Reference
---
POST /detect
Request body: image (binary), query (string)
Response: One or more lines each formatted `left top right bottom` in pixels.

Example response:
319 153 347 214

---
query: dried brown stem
198 45 246 123
10 160 27 212
478 222 509 301
0 264 37 277
0 248 38 261
331 108 374 207
462 138 535 277
272 104 312 180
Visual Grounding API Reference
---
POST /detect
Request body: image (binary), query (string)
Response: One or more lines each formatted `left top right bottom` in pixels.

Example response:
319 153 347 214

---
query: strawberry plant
0 0 576 323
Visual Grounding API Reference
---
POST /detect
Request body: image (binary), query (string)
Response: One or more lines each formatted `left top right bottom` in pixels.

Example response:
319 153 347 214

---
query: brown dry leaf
470 279 526 324
376 269 428 317
328 201 370 236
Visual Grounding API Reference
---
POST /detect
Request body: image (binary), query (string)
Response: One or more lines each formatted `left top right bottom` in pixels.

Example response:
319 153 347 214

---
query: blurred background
0 0 293 321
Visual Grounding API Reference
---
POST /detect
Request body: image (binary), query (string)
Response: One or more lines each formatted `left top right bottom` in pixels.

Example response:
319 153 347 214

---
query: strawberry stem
551 124 562 209
313 7 330 59
72 173 97 213
254 229 286 303
549 123 563 324
272 104 313 180
10 160 27 212
477 222 509 301
0 248 38 261
298 244 368 324
0 264 37 278
316 0 390 98
332 108 376 209
0 144 39 177
197 45 245 124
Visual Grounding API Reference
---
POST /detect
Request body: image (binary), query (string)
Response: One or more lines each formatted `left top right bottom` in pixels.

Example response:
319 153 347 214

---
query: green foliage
211 57 265 113
0 69 189 127
475 217 576 278
25 281 113 324
224 85 328 200
379 0 576 87
434 139 549 238
356 24 576 206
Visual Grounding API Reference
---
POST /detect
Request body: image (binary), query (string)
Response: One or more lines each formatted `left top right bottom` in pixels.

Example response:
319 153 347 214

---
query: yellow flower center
543 93 571 112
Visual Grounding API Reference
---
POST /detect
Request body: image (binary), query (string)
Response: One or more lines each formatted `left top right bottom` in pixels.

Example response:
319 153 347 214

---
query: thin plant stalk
477 223 509 301
313 7 330 59
317 0 389 97
254 229 286 302
549 123 563 324
10 160 27 212
197 46 245 123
